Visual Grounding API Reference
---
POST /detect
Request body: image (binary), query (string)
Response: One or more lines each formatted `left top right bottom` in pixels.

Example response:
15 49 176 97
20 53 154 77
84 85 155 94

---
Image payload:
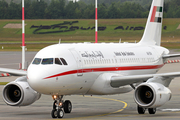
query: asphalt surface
0 51 180 120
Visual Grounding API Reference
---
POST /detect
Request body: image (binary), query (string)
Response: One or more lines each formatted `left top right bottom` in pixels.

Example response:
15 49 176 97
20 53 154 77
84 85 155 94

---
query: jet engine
2 76 41 106
134 82 171 108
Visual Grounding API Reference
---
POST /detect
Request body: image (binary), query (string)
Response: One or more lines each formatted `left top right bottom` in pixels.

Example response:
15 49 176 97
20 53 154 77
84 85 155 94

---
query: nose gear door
69 49 83 76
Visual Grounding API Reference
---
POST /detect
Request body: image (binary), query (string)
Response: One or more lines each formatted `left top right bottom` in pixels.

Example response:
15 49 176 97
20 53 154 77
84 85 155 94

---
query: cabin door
69 49 83 76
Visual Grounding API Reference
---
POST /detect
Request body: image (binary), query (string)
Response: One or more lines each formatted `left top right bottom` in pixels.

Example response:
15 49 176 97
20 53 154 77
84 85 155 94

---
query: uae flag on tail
150 6 163 23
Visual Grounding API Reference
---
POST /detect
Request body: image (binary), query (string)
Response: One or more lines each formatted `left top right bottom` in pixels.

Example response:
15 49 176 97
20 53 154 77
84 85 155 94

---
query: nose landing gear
51 95 72 119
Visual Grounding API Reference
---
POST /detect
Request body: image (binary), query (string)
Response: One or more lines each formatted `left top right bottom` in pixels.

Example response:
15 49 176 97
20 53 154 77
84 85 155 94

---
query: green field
0 82 8 85
0 19 180 51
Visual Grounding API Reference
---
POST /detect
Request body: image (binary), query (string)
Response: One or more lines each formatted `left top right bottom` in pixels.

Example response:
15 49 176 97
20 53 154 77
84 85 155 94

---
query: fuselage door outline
69 49 83 76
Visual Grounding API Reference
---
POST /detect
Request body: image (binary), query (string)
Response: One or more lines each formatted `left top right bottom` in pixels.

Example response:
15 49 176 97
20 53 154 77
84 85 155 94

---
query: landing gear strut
51 95 72 119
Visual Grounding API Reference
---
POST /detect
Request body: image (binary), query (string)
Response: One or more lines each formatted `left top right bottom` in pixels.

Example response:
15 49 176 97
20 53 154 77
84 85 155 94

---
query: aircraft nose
27 65 46 93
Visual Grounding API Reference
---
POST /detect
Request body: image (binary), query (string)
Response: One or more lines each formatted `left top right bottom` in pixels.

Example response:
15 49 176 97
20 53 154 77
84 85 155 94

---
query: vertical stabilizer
139 0 164 46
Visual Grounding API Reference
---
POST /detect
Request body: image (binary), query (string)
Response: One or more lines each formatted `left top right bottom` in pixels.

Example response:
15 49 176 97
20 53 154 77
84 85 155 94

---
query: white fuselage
27 43 169 95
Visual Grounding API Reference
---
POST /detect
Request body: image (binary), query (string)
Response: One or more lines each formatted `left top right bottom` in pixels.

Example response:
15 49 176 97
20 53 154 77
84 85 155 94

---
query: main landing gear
51 95 72 119
137 106 156 114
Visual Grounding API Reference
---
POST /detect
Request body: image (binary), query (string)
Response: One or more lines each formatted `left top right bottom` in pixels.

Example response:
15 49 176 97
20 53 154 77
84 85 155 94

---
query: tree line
0 0 180 19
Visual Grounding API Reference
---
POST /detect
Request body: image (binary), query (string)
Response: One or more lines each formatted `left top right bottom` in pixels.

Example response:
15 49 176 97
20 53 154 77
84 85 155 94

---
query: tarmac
0 51 180 120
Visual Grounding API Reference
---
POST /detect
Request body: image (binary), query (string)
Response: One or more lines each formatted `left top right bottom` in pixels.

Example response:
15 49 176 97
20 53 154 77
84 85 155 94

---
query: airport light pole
95 0 98 43
22 0 26 69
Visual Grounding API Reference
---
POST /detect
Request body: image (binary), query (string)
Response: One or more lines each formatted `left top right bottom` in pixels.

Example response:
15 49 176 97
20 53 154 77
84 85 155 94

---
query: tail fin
139 0 164 46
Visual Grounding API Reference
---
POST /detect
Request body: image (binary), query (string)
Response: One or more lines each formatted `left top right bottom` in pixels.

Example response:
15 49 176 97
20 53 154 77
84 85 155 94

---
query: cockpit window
32 58 67 65
55 58 62 65
42 58 53 65
60 58 68 65
32 58 41 65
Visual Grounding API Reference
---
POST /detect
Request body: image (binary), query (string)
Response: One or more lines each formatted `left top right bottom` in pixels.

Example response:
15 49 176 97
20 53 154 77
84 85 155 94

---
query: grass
0 82 8 85
161 42 180 49
0 19 180 51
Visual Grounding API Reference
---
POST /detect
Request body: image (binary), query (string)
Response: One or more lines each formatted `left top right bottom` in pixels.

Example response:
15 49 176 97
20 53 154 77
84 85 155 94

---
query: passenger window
42 58 53 65
55 58 62 65
32 58 41 65
60 58 68 65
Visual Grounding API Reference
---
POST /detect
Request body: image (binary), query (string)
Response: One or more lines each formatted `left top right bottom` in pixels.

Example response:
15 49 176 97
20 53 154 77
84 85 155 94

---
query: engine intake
4 84 22 103
134 82 171 108
137 85 154 104
3 76 41 106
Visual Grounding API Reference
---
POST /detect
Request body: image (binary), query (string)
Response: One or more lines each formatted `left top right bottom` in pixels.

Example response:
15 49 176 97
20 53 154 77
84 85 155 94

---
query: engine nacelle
2 76 41 106
134 82 171 108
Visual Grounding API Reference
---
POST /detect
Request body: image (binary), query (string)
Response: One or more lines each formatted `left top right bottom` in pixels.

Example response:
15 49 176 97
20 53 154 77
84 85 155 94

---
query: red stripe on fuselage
44 64 164 79
150 6 157 22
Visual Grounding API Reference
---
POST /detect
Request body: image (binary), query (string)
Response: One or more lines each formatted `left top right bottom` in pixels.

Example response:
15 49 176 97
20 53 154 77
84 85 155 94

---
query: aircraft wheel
137 106 146 114
51 109 57 118
64 100 72 113
57 109 64 118
148 108 156 114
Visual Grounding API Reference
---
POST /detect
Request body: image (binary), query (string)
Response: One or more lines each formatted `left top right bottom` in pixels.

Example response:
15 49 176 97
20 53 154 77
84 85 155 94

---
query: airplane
1 0 180 119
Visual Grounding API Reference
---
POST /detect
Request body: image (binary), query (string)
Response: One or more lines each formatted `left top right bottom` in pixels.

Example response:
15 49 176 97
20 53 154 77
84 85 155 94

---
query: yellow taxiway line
61 95 128 120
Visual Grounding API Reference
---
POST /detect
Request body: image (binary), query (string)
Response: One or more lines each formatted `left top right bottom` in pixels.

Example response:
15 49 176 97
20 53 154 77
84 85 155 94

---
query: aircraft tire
57 109 64 118
137 106 146 114
148 108 156 114
64 100 72 113
51 109 57 118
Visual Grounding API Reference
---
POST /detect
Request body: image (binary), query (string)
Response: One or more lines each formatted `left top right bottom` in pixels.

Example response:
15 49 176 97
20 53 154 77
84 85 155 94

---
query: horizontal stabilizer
163 54 180 59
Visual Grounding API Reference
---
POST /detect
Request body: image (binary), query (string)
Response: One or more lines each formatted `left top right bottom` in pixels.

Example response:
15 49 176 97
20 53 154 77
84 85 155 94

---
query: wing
163 54 180 59
110 72 180 87
0 68 27 76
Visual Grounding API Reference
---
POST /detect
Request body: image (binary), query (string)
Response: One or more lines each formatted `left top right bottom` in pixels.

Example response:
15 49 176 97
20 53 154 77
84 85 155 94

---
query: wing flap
110 72 180 88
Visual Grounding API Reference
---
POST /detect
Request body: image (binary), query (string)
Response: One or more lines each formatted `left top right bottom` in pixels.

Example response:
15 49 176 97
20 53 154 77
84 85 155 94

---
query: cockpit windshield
32 58 41 65
32 58 68 65
42 58 53 65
